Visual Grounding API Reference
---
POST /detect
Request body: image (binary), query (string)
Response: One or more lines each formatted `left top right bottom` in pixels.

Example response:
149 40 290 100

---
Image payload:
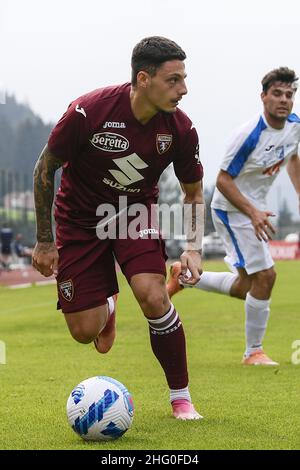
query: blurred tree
278 198 293 227
0 118 14 170
276 197 297 239
0 95 52 179
14 118 52 181
204 185 215 235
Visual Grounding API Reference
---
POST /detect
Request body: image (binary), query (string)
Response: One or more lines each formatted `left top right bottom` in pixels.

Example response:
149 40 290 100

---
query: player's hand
250 209 276 242
179 250 203 285
32 242 59 277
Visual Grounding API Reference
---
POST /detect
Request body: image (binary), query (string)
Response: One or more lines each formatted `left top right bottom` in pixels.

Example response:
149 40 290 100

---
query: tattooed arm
178 180 205 285
32 144 62 277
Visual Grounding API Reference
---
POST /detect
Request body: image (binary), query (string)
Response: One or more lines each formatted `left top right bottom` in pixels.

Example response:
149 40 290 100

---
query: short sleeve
219 129 250 174
220 116 267 177
48 100 89 162
173 126 203 184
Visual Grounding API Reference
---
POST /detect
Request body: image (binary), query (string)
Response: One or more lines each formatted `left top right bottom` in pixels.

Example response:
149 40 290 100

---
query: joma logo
90 132 129 152
103 121 126 129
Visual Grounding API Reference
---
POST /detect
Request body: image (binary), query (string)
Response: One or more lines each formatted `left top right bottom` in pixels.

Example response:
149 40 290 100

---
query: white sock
97 297 115 336
169 386 191 403
107 296 115 316
244 293 270 357
184 271 237 295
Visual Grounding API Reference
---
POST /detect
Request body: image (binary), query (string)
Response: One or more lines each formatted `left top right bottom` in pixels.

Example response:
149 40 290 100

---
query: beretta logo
90 132 129 152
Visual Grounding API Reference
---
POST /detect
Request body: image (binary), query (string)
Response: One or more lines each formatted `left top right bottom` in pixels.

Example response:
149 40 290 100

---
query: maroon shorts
56 223 168 313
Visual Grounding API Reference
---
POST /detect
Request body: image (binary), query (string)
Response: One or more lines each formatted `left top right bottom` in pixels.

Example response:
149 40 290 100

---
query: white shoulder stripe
75 104 87 118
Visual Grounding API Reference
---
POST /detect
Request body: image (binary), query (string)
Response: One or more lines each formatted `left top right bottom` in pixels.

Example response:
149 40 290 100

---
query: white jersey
211 113 300 212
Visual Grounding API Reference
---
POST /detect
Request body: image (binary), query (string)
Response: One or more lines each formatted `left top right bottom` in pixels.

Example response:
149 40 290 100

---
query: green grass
0 260 300 450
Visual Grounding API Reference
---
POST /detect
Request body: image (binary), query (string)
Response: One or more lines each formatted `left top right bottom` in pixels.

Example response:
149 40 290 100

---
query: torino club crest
59 280 74 302
156 134 172 155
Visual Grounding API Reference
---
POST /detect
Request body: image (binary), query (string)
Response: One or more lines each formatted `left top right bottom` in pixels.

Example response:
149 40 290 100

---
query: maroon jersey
48 83 203 226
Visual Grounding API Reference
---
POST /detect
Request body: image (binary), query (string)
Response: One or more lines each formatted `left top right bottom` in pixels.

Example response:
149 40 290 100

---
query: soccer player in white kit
168 67 300 365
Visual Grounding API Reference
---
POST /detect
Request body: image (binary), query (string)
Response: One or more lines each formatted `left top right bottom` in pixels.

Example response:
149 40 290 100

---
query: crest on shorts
59 280 74 302
156 134 172 155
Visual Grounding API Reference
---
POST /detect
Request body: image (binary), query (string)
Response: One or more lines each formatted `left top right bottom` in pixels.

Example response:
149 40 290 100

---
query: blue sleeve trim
287 113 300 123
226 116 267 178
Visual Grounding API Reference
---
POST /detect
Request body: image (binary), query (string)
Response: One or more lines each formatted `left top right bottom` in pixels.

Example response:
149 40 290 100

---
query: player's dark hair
262 67 298 93
131 36 186 85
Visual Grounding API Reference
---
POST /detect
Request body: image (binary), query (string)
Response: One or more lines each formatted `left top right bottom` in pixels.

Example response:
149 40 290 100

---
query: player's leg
167 209 251 300
242 266 278 365
228 267 251 299
59 289 118 353
64 304 108 343
59 291 118 353
131 271 202 420
63 296 117 352
212 210 278 365
93 294 118 353
56 225 119 353
114 236 202 420
194 210 252 300
167 261 248 299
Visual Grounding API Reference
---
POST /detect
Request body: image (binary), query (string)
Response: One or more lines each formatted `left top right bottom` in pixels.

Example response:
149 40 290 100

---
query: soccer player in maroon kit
32 36 205 420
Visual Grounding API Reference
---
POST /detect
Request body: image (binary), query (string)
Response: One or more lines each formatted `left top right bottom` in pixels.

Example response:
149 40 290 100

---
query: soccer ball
66 376 134 441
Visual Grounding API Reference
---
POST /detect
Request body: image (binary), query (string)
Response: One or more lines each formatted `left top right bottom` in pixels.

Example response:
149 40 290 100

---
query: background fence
0 168 35 245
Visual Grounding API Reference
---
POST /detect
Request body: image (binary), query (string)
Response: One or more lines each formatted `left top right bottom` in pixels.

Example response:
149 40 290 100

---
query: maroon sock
146 304 188 389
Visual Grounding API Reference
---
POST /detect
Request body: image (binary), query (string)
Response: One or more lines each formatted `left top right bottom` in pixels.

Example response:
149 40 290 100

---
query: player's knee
142 291 166 314
253 268 276 291
69 324 99 344
260 268 276 287
138 288 168 316
131 274 169 316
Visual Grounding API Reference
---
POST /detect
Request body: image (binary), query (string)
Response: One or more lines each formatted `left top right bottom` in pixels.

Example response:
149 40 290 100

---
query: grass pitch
0 260 300 450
